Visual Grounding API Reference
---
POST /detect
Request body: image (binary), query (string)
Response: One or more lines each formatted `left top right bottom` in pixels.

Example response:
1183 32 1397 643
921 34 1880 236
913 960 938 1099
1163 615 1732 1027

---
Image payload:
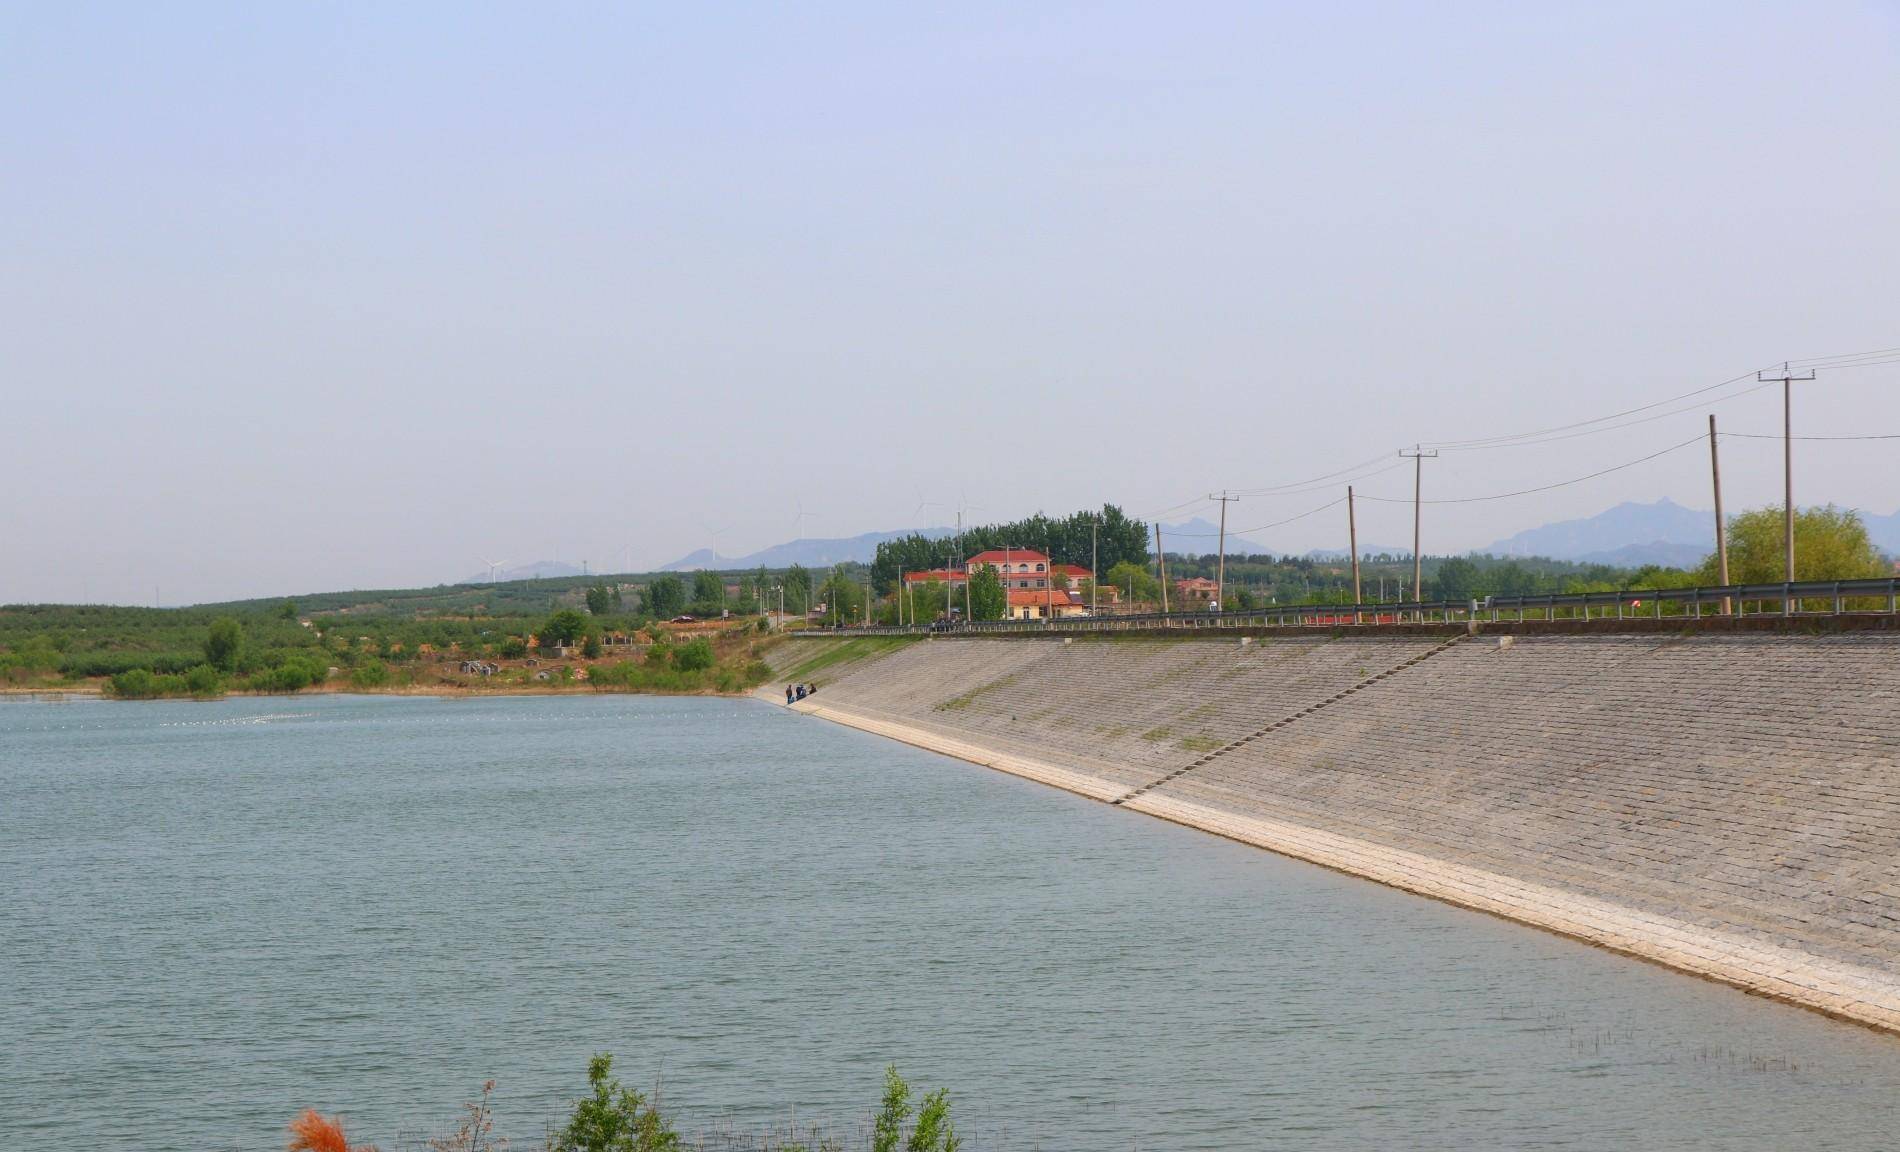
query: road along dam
762 627 1900 1032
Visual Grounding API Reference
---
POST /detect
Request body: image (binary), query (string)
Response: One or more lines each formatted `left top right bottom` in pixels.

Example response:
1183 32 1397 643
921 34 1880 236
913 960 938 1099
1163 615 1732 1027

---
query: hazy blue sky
5 2 1898 603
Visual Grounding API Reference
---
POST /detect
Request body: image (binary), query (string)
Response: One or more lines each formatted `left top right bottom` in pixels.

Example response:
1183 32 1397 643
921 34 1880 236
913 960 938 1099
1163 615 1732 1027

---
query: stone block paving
808 636 1446 790
1152 633 1900 977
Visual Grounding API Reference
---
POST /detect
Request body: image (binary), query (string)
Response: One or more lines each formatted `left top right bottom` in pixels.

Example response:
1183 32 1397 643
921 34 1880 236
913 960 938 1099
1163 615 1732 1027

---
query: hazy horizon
7 3 1898 605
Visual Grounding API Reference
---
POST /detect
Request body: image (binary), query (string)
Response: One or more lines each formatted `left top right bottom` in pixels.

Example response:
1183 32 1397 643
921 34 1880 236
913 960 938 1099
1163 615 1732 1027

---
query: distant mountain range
661 528 954 571
615 499 1900 580
1483 499 1713 567
1482 499 1900 566
1158 517 1275 555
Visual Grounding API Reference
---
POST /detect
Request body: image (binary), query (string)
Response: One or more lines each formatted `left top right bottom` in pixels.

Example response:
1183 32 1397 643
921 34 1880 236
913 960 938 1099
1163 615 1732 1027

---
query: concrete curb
789 696 1900 1035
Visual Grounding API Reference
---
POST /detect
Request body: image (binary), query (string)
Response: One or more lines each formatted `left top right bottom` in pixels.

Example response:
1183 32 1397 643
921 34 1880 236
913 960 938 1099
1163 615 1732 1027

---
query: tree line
869 505 1149 594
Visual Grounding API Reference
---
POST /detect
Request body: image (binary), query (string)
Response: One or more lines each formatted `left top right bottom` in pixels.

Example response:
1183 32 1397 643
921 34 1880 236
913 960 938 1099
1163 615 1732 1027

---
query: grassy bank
0 602 788 701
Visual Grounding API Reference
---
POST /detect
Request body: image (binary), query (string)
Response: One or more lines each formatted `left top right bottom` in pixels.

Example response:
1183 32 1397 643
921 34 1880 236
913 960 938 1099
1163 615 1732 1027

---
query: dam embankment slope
763 630 1900 1031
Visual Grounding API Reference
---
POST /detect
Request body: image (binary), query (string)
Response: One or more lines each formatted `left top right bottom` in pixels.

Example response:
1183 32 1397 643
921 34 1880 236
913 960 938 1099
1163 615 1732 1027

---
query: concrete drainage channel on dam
768 624 1900 1033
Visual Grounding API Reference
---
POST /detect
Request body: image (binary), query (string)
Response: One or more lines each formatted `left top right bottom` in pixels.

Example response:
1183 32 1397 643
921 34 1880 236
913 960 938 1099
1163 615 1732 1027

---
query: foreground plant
289 1058 960 1152
288 1108 378 1152
553 1053 680 1152
428 1079 504 1152
872 1067 960 1152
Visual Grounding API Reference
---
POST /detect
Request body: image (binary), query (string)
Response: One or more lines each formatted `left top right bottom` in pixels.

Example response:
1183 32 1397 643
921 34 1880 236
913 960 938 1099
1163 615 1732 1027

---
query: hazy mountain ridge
661 528 955 571
1484 499 1900 566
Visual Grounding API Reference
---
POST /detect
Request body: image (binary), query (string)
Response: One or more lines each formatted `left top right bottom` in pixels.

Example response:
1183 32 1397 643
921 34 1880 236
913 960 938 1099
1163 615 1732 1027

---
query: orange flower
287 1108 373 1152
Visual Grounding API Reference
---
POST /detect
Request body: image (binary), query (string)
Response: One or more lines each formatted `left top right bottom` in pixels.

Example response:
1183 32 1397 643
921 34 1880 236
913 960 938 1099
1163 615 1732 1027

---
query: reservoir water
5 693 1900 1150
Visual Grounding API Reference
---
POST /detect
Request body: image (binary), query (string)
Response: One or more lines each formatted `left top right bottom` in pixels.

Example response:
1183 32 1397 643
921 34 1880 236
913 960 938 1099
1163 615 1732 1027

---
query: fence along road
809 577 1900 637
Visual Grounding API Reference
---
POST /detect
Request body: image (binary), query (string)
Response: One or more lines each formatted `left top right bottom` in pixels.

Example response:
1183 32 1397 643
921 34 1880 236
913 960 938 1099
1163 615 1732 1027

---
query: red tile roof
1007 588 1078 606
903 568 966 583
1052 564 1093 577
968 549 1049 565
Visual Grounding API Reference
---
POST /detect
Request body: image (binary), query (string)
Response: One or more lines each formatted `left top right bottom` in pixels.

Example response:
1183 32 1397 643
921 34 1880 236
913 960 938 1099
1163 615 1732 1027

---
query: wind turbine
477 556 509 584
697 519 733 566
913 488 946 529
793 500 821 540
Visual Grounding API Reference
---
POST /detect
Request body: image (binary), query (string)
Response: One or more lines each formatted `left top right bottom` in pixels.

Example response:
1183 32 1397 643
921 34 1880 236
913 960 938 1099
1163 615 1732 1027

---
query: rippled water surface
5 693 1900 1150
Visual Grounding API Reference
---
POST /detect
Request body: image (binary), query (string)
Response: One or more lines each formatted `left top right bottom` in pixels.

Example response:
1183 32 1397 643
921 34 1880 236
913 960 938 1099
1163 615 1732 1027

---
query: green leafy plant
553 1053 680 1152
870 1067 959 1152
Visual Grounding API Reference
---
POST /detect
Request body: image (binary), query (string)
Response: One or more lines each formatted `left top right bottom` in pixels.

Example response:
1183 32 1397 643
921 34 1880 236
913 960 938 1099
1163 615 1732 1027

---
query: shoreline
785 693 1900 1036
0 682 758 701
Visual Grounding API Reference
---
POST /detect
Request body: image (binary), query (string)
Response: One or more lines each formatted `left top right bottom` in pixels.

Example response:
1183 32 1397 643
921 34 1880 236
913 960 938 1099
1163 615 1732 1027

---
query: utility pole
1709 414 1731 614
1399 447 1437 607
959 511 970 622
1208 491 1239 611
1155 523 1169 614
1347 485 1361 623
1091 517 1099 615
1759 362 1815 614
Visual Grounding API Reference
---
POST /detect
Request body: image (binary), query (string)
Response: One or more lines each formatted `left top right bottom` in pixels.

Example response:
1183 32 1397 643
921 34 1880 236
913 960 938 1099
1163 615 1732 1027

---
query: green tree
1694 504 1885 584
644 574 687 618
499 636 528 659
585 583 614 615
541 608 590 647
581 632 603 659
966 565 1006 621
819 566 864 625
552 1054 680 1152
1433 556 1481 602
691 570 724 608
278 599 298 622
204 617 243 672
784 564 813 614
1104 561 1160 606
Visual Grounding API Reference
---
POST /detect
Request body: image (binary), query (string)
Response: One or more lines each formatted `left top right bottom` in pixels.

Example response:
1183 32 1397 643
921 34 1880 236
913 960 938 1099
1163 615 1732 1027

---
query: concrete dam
763 627 1900 1032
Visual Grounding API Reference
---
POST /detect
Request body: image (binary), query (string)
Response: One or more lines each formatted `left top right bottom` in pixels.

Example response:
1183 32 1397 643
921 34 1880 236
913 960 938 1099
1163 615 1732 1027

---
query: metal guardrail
799 578 1900 638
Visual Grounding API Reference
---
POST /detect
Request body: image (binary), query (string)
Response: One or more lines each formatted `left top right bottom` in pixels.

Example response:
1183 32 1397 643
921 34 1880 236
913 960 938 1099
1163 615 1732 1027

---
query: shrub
553 1053 679 1152
350 659 390 689
108 668 157 699
499 637 528 659
183 664 224 698
673 637 714 672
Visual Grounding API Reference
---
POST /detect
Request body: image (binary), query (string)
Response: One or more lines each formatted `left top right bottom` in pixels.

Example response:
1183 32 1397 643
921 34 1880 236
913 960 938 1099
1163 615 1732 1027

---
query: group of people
785 682 817 704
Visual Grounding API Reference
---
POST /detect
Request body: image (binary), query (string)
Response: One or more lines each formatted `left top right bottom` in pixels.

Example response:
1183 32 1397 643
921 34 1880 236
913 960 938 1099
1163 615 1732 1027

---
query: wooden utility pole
1091 517 1099 615
1709 415 1730 614
1156 523 1169 614
1348 485 1361 623
959 511 970 622
1399 447 1437 607
1759 363 1815 614
1208 491 1239 611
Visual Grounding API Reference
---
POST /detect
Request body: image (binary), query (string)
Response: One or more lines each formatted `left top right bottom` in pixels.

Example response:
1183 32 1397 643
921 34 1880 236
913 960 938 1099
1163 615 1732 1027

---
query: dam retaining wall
763 630 1900 1032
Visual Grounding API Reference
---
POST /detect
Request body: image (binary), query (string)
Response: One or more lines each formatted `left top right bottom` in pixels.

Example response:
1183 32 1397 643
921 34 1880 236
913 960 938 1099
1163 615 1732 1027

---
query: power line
1722 431 1900 441
1424 346 1900 451
1355 433 1706 505
1136 342 1899 521
1162 495 1348 538
1434 377 1780 451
